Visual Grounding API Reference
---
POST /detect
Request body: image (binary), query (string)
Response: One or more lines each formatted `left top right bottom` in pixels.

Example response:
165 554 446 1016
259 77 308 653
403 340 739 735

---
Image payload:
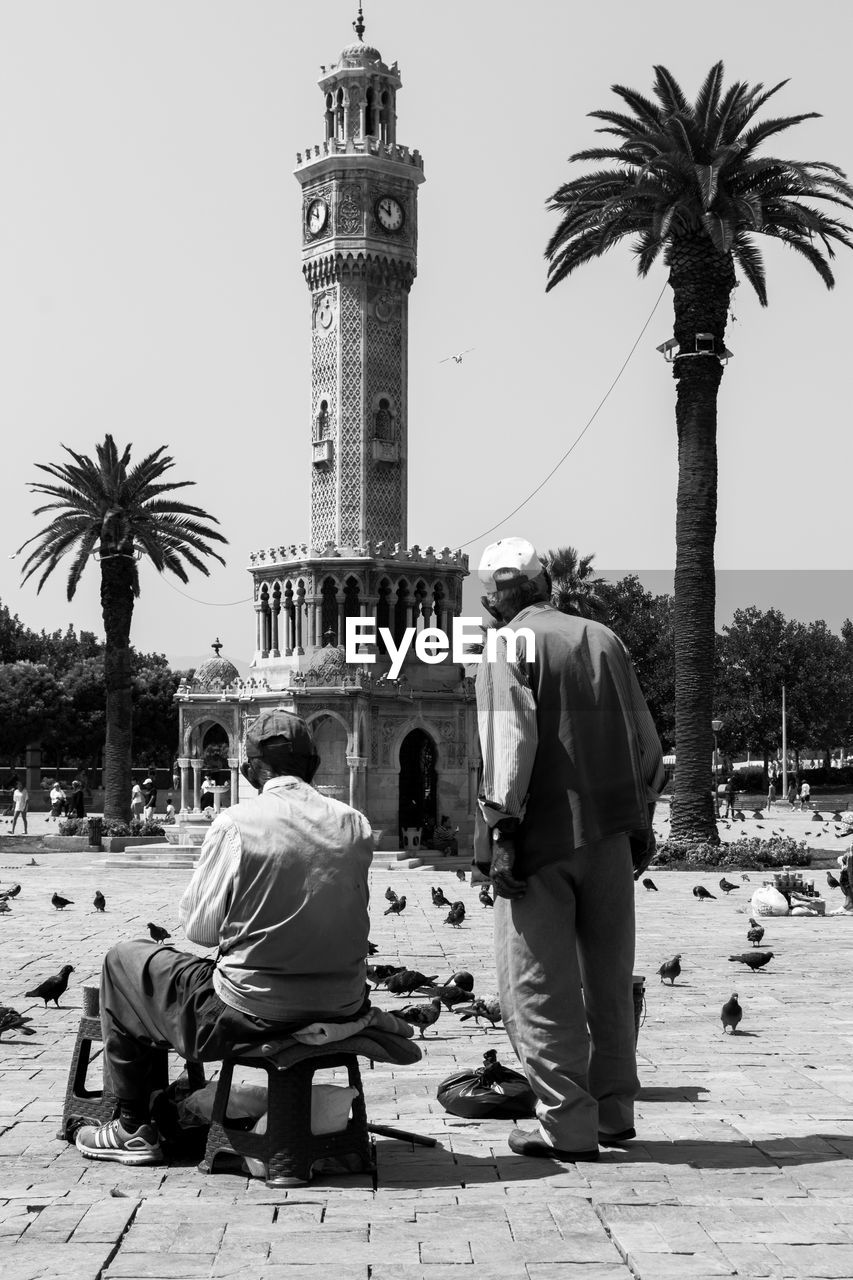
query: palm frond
694 61 725 137
652 65 691 117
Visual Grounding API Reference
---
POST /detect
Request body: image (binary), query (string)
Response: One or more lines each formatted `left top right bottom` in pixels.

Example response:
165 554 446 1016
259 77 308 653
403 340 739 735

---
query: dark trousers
100 941 316 1103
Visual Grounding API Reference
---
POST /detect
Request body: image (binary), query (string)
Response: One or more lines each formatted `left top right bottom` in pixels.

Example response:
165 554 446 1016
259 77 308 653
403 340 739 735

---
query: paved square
1 828 852 1280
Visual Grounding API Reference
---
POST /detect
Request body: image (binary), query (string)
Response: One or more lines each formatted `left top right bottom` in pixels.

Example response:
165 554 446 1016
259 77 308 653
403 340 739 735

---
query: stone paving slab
1 843 853 1278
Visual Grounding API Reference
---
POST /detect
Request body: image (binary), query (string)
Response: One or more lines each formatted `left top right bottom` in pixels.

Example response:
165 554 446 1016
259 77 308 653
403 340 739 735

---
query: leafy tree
542 546 607 619
597 575 675 747
132 654 187 768
545 62 853 841
785 621 853 768
714 607 799 780
0 662 68 766
16 436 227 819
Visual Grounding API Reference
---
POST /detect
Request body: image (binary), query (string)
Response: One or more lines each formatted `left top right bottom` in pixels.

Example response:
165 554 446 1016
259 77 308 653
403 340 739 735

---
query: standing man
11 779 29 835
141 777 157 822
75 710 373 1166
474 538 664 1162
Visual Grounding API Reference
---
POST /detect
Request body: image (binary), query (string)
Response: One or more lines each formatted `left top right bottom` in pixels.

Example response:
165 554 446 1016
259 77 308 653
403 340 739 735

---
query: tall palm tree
542 545 607 619
16 436 227 821
545 63 853 841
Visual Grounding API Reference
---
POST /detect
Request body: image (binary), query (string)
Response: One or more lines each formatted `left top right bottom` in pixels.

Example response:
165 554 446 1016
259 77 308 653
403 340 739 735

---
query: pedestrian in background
767 779 776 810
474 537 664 1162
11 782 29 835
130 784 144 819
69 780 86 819
141 777 157 822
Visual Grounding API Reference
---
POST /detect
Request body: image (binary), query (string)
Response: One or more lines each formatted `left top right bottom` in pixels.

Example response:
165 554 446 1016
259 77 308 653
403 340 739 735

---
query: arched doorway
398 729 437 836
311 715 348 801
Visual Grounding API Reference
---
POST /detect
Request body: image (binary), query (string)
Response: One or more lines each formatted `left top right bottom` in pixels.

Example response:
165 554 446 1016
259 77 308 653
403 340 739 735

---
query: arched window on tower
380 90 392 144
335 88 345 141
321 577 339 645
374 398 394 441
365 87 376 138
315 399 330 440
325 93 335 141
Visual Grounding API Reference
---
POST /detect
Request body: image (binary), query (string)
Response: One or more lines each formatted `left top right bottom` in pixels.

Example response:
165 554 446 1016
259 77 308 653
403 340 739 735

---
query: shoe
507 1127 598 1162
598 1127 636 1146
75 1118 163 1165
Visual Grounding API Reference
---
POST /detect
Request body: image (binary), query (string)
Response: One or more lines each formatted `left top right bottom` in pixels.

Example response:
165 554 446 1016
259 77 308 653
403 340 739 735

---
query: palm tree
16 436 227 821
545 63 853 841
542 546 607 619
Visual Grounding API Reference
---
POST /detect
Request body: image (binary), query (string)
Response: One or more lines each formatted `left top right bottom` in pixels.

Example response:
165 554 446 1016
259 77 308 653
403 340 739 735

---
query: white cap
478 537 544 592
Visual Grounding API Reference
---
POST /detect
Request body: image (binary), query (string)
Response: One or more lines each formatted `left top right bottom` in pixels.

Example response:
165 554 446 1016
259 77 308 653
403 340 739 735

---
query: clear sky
1 0 851 667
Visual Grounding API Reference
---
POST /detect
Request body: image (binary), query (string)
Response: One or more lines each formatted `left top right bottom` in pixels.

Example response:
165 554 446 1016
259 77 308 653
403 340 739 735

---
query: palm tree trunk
667 235 735 843
100 554 136 821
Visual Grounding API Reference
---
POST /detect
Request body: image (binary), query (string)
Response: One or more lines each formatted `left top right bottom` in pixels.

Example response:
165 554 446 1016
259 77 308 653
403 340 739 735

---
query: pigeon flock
0 870 178 1044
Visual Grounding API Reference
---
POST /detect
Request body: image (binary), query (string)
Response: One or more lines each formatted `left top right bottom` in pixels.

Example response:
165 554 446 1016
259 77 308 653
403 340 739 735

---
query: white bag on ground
244 1083 358 1178
750 884 789 917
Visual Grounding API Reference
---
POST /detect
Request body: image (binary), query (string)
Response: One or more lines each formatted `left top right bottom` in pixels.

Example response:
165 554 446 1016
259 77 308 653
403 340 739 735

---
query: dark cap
245 708 317 759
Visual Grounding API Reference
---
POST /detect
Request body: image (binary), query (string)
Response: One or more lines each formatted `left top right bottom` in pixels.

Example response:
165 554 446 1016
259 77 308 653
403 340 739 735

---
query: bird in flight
439 348 475 365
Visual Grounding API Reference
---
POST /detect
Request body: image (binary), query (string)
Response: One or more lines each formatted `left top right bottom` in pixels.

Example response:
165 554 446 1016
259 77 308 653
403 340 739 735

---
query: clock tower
295 17 424 549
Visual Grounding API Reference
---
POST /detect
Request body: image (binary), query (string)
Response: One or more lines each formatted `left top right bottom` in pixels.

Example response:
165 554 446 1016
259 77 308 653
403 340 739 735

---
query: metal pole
781 683 788 803
714 734 719 815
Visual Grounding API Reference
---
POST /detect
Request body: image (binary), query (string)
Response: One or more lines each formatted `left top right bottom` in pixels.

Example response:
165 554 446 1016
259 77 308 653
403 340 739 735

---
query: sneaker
75 1118 163 1165
507 1127 598 1162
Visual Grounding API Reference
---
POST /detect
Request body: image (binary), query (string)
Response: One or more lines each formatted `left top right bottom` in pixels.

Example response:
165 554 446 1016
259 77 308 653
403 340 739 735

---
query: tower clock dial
306 197 329 236
376 196 405 233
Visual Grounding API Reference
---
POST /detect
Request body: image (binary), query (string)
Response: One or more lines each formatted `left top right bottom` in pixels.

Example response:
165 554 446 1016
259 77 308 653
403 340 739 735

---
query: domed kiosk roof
193 655 240 689
337 41 384 67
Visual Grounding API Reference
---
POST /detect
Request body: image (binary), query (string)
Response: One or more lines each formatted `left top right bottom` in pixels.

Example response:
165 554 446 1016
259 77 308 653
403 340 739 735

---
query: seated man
432 814 458 857
75 709 373 1166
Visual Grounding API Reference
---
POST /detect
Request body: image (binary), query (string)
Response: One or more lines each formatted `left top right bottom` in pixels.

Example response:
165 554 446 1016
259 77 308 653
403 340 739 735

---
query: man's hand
630 828 657 881
490 835 527 900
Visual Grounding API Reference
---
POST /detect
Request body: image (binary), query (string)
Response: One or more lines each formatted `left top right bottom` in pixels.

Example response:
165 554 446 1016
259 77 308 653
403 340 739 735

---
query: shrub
129 819 165 837
654 835 811 870
57 817 84 835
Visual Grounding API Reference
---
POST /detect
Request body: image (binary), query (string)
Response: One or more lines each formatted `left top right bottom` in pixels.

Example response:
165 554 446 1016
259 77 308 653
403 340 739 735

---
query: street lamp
711 718 723 815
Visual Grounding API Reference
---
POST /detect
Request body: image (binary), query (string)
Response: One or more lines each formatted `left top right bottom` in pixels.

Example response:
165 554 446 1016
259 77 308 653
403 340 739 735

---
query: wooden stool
199 1030 425 1188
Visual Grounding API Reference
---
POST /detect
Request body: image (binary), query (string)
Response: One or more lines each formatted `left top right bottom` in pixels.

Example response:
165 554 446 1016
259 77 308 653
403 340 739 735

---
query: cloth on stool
257 1009 421 1070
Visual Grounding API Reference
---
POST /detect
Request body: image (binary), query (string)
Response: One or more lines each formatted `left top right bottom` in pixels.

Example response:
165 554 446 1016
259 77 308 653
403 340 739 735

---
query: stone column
337 595 346 647
191 759 202 812
346 755 368 813
177 757 191 814
270 591 281 658
254 601 265 660
228 757 239 809
295 582 305 654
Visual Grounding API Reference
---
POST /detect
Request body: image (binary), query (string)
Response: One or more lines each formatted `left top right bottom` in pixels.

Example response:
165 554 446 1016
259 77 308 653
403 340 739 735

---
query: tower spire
352 3 365 42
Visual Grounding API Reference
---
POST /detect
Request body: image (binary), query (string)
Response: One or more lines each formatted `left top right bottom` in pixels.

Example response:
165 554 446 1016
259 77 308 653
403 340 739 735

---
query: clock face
376 196 405 233
306 198 328 237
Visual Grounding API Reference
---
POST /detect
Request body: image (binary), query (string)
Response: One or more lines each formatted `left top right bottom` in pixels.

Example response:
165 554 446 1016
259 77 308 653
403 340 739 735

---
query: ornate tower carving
295 26 424 550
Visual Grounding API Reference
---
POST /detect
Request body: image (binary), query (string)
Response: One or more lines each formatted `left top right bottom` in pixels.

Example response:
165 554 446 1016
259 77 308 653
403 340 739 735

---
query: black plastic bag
437 1050 535 1120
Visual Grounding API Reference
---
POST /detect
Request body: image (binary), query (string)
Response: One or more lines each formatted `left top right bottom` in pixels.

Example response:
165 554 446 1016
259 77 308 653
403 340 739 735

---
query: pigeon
479 887 494 908
366 964 406 988
755 824 765 830
0 1007 36 1039
693 885 716 901
455 869 467 882
656 954 681 985
728 950 774 972
367 941 379 956
422 982 474 1010
147 922 171 944
444 970 475 993
0 883 21 900
747 918 765 947
385 969 439 997
719 878 739 895
642 878 658 891
457 995 502 1029
384 896 407 916
444 901 466 928
741 874 750 881
93 891 106 913
25 964 75 1007
827 872 841 890
0 900 10 914
431 886 451 907
27 858 38 866
721 993 743 1034
384 886 398 904
51 892 73 910
394 997 442 1038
